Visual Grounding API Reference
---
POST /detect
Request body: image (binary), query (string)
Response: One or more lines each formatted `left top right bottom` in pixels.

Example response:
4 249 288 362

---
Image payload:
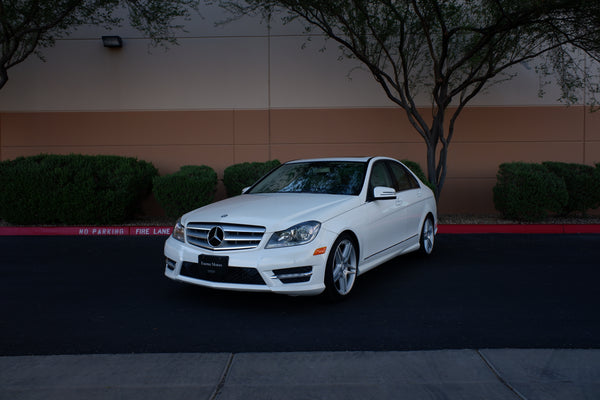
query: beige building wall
0 5 598 215
1 106 597 214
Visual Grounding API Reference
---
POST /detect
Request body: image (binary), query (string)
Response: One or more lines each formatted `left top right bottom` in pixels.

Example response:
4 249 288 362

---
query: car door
387 160 424 239
361 160 409 261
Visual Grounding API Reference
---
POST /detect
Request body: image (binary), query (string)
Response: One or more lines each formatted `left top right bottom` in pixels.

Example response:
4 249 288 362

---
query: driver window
369 161 394 190
388 161 419 192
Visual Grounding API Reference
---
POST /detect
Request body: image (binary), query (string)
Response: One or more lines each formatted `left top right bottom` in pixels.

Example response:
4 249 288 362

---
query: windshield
248 161 367 195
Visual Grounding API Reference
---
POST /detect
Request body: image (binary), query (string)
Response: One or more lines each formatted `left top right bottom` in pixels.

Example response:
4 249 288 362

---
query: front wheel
419 216 435 255
324 234 358 300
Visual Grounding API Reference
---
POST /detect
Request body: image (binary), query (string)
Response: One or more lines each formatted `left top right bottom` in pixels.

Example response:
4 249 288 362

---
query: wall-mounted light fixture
102 36 123 48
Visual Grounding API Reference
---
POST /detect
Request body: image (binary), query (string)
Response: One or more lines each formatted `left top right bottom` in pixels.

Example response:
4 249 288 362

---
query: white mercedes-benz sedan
164 157 437 298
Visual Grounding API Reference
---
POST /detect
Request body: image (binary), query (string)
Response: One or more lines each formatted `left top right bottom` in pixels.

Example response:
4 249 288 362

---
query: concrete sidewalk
1 349 598 400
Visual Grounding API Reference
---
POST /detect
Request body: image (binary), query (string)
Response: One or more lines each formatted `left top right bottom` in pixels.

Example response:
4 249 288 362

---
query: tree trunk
427 111 448 202
426 140 439 200
0 68 7 91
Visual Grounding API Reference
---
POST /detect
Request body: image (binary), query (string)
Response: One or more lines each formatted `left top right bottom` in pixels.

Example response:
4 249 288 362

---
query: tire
419 216 435 255
324 233 358 300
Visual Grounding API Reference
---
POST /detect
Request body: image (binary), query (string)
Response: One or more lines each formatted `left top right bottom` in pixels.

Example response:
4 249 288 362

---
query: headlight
266 221 321 248
172 218 185 242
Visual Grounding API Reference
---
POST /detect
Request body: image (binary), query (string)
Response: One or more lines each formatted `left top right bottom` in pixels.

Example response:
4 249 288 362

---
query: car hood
181 193 361 231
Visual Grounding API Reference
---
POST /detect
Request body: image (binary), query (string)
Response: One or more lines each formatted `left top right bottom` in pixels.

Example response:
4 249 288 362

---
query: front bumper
164 235 330 296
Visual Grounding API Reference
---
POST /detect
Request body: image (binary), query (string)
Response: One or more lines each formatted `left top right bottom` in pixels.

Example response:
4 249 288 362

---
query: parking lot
1 233 599 356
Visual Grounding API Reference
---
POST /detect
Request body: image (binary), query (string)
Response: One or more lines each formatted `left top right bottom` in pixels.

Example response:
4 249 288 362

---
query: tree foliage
221 0 600 200
0 0 199 90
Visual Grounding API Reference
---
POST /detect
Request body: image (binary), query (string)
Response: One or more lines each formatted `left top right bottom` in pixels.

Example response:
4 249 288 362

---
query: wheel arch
323 229 360 300
337 229 360 262
423 211 435 225
420 211 437 235
418 212 437 255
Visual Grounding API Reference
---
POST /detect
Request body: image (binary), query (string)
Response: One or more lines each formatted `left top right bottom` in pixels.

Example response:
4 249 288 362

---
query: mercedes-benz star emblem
207 226 225 248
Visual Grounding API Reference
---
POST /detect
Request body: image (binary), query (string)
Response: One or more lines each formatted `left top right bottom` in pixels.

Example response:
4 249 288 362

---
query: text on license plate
198 254 229 269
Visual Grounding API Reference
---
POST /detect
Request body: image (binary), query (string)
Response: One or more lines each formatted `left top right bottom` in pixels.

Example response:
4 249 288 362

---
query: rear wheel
324 234 358 300
419 216 435 255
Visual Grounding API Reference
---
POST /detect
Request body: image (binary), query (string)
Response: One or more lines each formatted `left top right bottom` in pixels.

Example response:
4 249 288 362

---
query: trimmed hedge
493 162 568 221
542 162 600 215
153 165 217 218
0 154 157 225
223 160 281 197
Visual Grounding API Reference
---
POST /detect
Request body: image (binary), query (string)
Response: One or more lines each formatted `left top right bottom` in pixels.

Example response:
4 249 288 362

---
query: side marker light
313 247 327 256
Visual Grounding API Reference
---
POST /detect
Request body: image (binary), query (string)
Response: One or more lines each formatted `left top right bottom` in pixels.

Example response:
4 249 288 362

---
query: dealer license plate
198 254 229 269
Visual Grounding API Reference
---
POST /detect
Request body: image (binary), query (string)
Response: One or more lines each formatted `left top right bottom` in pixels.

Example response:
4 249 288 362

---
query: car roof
286 157 376 163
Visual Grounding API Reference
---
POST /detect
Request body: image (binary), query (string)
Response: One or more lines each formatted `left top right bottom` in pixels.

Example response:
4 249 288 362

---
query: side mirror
373 186 396 200
241 186 251 194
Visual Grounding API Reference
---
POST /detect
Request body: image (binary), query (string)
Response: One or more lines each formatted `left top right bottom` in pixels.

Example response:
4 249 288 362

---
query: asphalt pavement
1 233 599 399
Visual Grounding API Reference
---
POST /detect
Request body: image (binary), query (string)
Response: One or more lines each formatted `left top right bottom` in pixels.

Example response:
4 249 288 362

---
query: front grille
180 262 266 285
186 223 266 251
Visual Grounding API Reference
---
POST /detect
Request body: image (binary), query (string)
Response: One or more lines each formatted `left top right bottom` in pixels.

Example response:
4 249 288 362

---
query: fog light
272 266 313 284
166 258 176 271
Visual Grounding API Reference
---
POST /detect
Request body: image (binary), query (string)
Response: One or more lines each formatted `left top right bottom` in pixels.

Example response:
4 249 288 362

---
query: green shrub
153 165 217 218
0 154 157 225
493 162 568 221
223 160 281 197
401 160 435 191
542 162 600 215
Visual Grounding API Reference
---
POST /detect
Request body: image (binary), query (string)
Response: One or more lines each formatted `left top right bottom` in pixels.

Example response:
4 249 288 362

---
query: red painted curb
0 226 173 236
129 226 173 236
437 224 600 234
562 224 600 234
1 224 599 236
